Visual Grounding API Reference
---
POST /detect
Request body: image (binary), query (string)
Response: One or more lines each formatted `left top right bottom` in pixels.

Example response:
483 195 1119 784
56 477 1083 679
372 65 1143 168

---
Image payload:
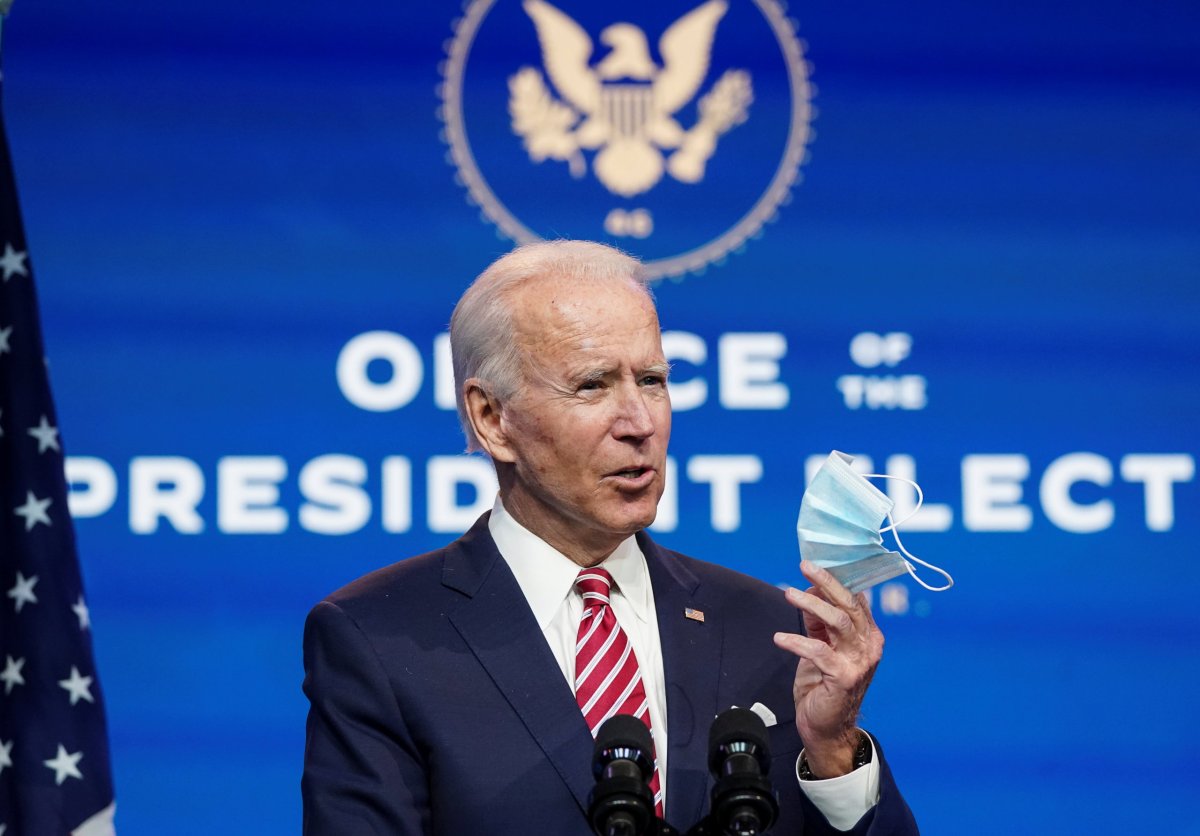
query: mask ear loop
864 473 955 592
866 474 922 534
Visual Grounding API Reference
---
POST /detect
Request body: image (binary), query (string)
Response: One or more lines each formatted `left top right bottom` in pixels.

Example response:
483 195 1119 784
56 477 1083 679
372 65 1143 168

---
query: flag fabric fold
0 53 117 835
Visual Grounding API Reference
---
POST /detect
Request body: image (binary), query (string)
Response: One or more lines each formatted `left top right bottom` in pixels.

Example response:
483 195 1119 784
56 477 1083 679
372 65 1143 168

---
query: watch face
799 733 871 780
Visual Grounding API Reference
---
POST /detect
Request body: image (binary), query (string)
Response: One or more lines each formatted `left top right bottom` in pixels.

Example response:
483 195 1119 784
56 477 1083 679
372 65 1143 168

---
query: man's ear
464 379 517 463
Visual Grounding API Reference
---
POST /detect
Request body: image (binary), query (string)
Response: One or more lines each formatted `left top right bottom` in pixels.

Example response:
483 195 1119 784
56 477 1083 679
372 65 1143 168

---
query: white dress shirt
489 498 879 831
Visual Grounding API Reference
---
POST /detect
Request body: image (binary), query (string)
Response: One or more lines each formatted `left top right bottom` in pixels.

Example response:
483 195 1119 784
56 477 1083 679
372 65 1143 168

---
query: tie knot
575 567 613 606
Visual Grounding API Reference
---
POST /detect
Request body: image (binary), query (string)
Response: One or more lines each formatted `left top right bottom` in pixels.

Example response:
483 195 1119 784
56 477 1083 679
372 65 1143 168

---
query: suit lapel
640 533 723 829
443 516 596 815
442 519 726 827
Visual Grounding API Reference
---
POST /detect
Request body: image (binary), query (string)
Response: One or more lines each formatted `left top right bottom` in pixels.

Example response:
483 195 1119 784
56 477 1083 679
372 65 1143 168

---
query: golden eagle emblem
509 0 752 198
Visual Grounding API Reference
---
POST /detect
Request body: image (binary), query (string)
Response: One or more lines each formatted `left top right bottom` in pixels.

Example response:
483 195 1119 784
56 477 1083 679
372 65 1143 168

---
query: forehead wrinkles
511 287 588 352
508 278 660 383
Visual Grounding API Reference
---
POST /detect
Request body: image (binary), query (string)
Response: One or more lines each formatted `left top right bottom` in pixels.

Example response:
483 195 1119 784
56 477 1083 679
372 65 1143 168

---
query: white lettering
218 456 288 533
849 332 912 369
687 455 763 532
129 456 205 534
75 449 1190 537
836 375 926 410
65 456 117 519
649 456 678 533
661 331 707 412
962 455 1031 531
381 456 413 533
299 455 371 535
1039 452 1114 533
885 454 952 531
719 333 788 409
427 455 498 533
337 331 424 412
1120 454 1195 532
835 375 865 409
433 332 456 411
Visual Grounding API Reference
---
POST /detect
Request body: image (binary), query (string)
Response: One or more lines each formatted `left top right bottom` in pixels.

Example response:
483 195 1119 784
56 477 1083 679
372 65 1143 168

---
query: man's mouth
606 466 655 486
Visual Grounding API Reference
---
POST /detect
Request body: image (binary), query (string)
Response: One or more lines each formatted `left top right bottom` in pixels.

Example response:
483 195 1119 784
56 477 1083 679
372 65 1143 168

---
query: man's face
494 275 671 561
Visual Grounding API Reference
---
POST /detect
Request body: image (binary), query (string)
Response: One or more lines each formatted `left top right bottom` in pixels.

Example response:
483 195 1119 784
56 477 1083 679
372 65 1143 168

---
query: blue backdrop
4 0 1198 832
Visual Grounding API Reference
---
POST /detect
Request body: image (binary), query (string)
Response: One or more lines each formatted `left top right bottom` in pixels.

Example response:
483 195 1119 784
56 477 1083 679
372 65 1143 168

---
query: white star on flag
43 744 84 786
27 414 60 454
13 490 52 531
73 595 91 631
6 572 38 612
58 666 96 706
0 242 28 281
0 79 116 829
0 656 24 694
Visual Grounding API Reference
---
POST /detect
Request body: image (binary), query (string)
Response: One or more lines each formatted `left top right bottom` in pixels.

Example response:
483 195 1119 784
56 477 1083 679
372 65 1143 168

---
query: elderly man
302 241 918 834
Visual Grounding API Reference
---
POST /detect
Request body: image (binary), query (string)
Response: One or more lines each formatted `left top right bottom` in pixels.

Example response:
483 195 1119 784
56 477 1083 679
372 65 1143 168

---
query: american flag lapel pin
684 607 705 623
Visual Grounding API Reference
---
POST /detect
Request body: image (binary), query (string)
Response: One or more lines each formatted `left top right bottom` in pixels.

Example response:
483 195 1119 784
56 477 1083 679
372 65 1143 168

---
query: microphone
705 708 778 836
588 714 658 836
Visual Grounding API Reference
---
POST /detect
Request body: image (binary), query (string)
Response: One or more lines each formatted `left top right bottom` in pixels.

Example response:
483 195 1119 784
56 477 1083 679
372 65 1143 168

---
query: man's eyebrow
574 366 612 385
570 363 670 384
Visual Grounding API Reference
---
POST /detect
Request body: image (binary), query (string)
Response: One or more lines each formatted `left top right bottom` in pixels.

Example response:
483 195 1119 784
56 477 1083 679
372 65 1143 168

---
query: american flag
0 22 117 835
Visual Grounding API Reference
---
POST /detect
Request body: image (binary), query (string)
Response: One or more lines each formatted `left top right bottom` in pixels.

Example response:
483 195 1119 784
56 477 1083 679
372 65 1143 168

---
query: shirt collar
488 497 653 630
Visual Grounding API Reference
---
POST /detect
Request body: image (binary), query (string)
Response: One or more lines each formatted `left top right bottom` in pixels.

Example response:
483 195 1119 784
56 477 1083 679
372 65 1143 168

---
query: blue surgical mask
797 451 953 594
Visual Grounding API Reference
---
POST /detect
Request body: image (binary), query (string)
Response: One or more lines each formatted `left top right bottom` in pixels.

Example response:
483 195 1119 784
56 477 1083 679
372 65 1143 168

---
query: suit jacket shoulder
303 514 602 835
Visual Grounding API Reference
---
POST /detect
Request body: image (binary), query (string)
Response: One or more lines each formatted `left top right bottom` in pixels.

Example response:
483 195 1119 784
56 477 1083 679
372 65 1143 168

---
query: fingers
773 631 846 679
780 566 885 750
785 586 856 641
787 561 872 639
856 590 879 631
800 560 858 613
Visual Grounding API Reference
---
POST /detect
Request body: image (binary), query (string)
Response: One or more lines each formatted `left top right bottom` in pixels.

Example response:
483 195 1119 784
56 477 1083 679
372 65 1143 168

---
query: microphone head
708 707 771 774
707 708 780 834
592 714 655 780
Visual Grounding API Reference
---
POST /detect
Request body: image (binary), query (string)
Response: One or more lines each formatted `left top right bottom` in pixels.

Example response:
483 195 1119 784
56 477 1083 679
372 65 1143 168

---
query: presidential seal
439 0 813 280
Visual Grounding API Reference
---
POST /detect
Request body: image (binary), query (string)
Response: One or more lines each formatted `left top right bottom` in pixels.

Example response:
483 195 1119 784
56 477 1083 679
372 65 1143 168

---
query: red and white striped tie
574 567 663 818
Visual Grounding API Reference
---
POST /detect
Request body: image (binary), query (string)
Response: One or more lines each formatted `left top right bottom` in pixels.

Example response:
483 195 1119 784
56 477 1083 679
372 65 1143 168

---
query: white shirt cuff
794 735 881 832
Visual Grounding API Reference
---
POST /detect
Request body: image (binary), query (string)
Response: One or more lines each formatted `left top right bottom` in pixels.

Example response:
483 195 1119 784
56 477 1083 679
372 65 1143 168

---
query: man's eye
641 375 666 386
579 381 602 391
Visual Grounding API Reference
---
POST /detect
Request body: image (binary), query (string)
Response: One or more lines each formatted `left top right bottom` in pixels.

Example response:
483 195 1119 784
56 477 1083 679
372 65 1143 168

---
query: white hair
450 240 653 452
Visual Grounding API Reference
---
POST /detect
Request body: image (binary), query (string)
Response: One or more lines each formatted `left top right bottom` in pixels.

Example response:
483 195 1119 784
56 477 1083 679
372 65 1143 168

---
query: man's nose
612 383 656 440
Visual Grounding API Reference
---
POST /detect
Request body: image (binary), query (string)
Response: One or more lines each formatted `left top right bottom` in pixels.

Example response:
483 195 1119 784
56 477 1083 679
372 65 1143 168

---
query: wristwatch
798 731 872 781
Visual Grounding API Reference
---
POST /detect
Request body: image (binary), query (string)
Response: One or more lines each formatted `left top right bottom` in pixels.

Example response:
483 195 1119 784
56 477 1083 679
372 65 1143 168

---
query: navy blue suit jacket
302 514 918 834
